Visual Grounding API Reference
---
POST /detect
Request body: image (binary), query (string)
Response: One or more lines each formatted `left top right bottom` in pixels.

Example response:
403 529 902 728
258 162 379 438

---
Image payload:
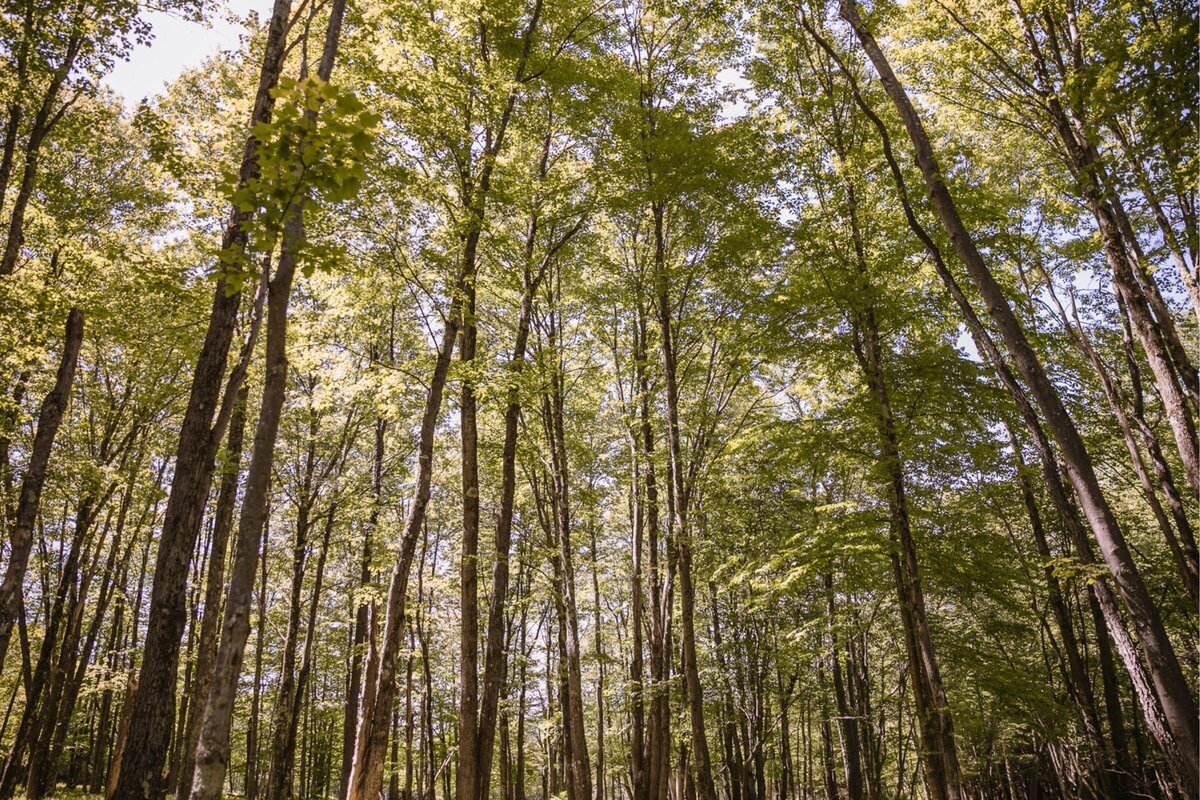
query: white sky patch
716 65 753 123
105 0 263 108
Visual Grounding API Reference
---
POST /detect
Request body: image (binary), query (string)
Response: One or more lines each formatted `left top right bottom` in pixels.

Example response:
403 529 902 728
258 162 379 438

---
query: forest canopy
0 0 1196 799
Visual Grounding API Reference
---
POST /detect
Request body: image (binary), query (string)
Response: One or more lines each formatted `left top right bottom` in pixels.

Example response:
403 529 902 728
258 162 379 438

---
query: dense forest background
0 0 1196 799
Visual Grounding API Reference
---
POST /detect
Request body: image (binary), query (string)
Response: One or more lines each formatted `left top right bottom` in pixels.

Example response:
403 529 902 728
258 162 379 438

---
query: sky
104 0 263 106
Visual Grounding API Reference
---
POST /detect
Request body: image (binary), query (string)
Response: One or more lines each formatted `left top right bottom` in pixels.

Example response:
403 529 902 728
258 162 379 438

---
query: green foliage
0 0 1195 796
219 76 380 291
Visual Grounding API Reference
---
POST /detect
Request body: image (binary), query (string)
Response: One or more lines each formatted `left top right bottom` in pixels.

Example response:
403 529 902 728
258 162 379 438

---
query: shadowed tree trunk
836 4 1198 791
110 0 294 791
0 308 83 669
176 386 248 800
189 5 347 797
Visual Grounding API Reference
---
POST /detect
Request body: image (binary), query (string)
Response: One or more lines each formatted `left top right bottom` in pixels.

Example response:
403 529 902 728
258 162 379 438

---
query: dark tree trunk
245 519 271 800
825 575 864 800
110 0 294 790
0 309 83 668
177 386 248 800
837 4 1198 790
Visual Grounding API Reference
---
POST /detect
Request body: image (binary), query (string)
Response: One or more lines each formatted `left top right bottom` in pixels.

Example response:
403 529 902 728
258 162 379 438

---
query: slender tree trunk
110 0 293 790
348 253 464 800
535 314 592 800
837 6 1198 791
647 199 718 800
350 9 544 794
266 491 316 800
177 386 248 800
90 567 125 794
0 308 83 668
834 153 960 800
1087 592 1132 796
475 135 579 800
246 519 271 800
709 588 741 800
825 575 864 800
589 518 606 800
271 509 335 800
343 417 382 800
1006 426 1113 796
458 276 481 800
818 664 838 800
30 508 129 799
0 32 80 277
637 300 671 800
1 492 101 800
629 451 648 800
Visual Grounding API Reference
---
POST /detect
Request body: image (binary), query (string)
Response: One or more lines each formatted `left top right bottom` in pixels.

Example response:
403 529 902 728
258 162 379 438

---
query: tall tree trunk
266 491 316 800
0 308 83 668
29 507 130 799
629 448 648 800
269 508 335 800
1087 592 1132 796
343 417 382 800
348 231 465 800
535 310 592 800
825 575 864 800
636 300 671 800
836 5 1198 791
855 310 961 800
458 277 481 800
1 489 101 800
589 518 606 800
649 200 718 800
475 135 580 800
246 518 271 800
90 562 125 795
836 152 960 800
177 387 248 800
1006 426 1113 796
110 0 293 790
709 587 741 800
818 664 838 800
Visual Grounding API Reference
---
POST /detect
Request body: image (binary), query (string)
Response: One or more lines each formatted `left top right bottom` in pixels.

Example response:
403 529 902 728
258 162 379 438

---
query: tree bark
268 506 335 800
110 0 294 790
825 575 864 800
176 386 248 800
836 5 1198 791
0 308 83 669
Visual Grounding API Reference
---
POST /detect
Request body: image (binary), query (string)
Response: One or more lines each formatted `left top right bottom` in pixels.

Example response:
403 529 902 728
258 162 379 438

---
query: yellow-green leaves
219 76 381 291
